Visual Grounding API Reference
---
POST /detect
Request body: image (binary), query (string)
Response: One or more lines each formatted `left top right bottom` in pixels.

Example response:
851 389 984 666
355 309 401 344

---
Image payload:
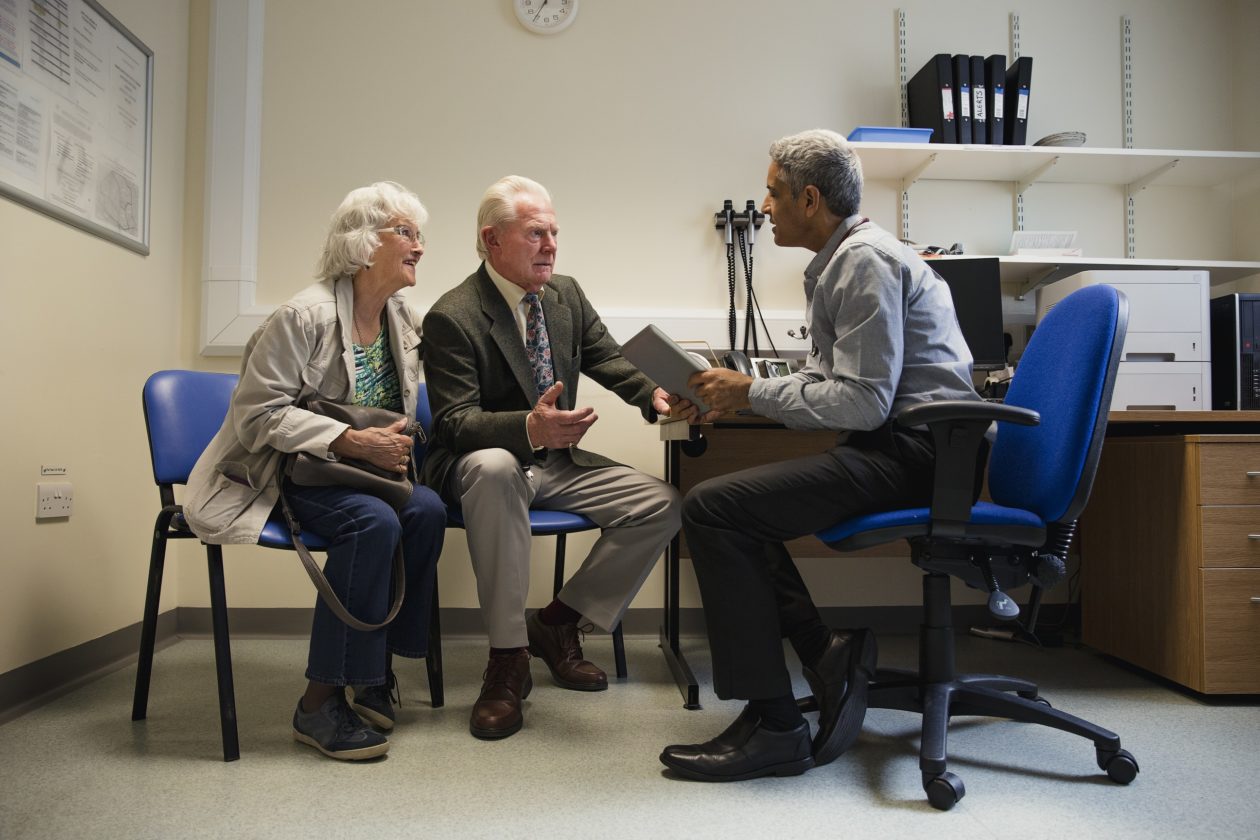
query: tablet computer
620 324 711 414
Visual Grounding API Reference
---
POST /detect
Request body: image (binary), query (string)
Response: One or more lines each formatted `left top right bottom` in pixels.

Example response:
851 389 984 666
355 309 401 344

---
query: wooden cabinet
1082 434 1260 693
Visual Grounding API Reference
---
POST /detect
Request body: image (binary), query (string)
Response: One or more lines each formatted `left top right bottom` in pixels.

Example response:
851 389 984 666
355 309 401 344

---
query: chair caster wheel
923 771 965 810
1097 747 1139 784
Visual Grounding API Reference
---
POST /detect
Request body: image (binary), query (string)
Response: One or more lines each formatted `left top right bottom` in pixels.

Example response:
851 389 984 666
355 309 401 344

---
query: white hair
475 175 553 261
768 129 864 218
315 181 428 282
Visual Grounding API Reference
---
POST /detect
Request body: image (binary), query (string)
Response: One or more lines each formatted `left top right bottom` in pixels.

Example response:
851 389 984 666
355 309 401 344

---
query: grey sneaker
349 671 398 731
292 693 389 760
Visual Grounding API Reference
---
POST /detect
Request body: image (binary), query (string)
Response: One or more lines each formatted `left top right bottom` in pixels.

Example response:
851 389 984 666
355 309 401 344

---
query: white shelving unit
850 141 1260 298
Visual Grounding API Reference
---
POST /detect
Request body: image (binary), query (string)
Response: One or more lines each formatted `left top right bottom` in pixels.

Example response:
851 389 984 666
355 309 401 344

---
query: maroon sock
489 646 527 657
539 599 581 626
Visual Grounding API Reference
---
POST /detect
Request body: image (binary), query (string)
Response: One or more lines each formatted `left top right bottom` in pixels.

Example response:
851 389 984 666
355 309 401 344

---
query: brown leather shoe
470 649 532 739
526 611 608 691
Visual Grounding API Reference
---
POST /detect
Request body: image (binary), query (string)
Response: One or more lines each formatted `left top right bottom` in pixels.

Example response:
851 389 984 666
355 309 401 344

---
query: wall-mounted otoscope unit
713 199 771 356
713 199 766 244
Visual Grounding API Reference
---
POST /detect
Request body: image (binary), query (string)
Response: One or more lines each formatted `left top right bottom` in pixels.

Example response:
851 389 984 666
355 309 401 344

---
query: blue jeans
280 479 446 687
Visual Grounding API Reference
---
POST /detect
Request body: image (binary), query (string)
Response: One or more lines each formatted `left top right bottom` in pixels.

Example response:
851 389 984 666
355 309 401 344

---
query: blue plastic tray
846 126 933 143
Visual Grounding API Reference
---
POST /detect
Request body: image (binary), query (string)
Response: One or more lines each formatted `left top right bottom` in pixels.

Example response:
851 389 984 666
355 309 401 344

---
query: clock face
514 0 578 34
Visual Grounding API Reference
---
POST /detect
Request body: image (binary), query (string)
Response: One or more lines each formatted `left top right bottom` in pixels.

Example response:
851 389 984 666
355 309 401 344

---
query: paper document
620 325 712 414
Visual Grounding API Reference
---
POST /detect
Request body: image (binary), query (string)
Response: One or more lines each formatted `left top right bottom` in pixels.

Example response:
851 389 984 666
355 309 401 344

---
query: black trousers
682 424 938 701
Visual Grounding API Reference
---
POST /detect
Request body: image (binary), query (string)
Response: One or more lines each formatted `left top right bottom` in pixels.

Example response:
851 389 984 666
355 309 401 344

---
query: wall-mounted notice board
0 0 153 254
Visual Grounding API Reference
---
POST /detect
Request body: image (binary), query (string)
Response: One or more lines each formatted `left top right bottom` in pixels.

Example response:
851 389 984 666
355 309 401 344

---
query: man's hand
330 417 414 473
526 382 598 449
688 368 754 423
654 387 700 424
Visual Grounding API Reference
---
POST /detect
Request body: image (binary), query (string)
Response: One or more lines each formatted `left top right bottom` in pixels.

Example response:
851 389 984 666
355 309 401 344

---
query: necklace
352 310 382 346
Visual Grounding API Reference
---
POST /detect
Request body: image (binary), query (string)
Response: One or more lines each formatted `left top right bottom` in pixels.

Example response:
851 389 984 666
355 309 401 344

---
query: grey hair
476 175 553 260
767 129 864 218
315 181 428 282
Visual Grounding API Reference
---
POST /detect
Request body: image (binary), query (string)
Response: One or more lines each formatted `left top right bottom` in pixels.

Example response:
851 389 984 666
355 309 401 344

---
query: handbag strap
278 490 406 632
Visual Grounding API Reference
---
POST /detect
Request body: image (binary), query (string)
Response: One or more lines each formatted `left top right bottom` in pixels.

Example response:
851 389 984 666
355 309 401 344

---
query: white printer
1035 270 1210 411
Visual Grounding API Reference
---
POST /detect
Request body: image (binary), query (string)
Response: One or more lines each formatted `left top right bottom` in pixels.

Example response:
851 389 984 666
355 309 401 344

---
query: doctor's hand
527 382 598 449
688 368 754 423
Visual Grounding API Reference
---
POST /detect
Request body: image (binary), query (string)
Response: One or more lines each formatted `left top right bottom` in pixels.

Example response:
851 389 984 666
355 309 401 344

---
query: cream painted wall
3 0 1257 676
0 0 192 674
175 0 1258 619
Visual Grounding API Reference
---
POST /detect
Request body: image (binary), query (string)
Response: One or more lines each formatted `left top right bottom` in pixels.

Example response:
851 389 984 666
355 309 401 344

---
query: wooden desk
657 410 1260 703
1082 411 1260 694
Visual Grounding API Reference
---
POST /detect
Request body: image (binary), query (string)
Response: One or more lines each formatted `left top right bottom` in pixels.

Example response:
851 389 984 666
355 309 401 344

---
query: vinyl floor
2 631 1258 839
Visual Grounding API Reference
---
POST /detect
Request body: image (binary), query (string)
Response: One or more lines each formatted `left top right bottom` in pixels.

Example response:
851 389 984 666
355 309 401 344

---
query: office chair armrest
894 400 1038 539
896 399 1040 429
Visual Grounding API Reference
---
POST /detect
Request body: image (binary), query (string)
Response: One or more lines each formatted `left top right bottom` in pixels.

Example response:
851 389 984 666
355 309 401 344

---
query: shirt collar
485 260 543 310
805 214 868 282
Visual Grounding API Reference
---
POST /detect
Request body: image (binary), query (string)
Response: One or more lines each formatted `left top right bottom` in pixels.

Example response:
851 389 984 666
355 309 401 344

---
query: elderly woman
184 181 446 761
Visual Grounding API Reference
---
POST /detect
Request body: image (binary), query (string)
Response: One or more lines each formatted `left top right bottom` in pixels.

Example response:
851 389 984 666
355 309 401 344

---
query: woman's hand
330 418 414 473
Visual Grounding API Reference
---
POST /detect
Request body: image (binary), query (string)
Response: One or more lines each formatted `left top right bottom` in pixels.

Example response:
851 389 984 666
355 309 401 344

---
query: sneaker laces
356 669 400 708
332 694 369 740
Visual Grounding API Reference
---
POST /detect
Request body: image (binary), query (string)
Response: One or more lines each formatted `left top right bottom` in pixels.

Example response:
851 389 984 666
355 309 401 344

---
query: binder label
959 85 971 118
993 86 1005 119
941 87 955 121
974 88 986 121
1016 89 1029 120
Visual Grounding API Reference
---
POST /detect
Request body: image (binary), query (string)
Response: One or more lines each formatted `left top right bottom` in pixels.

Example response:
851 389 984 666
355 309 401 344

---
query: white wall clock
514 0 578 35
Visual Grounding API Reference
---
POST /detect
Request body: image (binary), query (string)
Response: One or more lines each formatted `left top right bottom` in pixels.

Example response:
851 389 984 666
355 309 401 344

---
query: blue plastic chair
133 370 443 761
418 385 628 678
813 284 1138 809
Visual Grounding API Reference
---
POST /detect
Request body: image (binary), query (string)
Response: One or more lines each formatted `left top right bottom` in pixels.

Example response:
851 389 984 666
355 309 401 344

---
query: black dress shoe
660 712 814 782
803 628 877 766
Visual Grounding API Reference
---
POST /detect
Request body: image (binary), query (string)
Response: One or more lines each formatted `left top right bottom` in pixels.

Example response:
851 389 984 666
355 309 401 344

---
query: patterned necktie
523 292 554 398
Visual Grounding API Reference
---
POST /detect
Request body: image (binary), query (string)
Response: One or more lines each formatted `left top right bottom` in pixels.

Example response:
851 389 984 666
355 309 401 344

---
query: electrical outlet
36 482 73 519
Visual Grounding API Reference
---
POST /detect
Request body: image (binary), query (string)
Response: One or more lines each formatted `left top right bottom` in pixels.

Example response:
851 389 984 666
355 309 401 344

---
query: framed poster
0 0 153 254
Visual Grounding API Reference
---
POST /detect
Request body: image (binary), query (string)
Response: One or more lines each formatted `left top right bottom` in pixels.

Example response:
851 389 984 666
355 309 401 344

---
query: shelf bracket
898 153 935 243
1127 159 1180 194
1017 156 1060 195
901 154 937 193
1124 159 1179 258
1018 265 1076 301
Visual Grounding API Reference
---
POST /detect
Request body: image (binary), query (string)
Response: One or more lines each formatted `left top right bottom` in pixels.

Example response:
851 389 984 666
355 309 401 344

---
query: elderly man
659 130 982 781
422 175 685 740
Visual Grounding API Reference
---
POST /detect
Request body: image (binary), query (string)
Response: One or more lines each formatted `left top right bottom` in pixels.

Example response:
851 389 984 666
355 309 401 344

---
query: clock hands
532 0 549 23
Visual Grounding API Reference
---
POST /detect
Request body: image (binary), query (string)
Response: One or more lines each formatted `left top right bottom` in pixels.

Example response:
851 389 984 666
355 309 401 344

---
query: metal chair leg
425 582 444 708
613 622 627 679
132 512 171 721
206 546 240 762
553 531 628 678
552 534 567 595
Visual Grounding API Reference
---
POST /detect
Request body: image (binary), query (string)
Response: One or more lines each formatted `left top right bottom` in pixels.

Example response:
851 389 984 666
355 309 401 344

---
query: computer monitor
929 257 1008 372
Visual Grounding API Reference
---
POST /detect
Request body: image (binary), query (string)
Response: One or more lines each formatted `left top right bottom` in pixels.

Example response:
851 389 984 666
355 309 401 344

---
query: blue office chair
417 384 628 678
813 284 1138 809
133 370 443 761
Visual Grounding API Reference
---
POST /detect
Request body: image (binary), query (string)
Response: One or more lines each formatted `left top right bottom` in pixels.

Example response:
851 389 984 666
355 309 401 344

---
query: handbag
279 400 427 632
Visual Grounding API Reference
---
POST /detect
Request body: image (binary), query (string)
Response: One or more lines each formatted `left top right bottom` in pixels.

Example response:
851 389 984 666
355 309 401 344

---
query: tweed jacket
420 265 656 500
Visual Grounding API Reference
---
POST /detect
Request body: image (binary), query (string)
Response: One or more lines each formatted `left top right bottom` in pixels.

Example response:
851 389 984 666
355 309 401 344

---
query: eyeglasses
378 225 425 246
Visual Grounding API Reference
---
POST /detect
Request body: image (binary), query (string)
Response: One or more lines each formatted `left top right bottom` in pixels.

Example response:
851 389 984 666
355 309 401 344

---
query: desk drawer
1202 568 1260 693
1198 444 1260 505
1200 507 1260 568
